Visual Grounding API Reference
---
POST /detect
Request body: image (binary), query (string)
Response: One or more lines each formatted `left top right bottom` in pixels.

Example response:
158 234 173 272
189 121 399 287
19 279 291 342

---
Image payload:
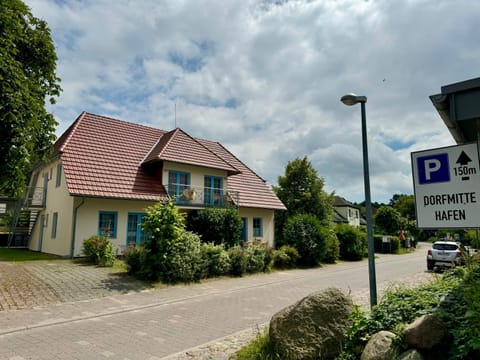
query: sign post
411 142 480 228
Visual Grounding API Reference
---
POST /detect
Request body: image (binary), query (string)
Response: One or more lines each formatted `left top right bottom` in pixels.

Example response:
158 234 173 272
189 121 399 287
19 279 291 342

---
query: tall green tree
0 0 61 197
374 206 402 235
389 194 415 220
273 156 334 244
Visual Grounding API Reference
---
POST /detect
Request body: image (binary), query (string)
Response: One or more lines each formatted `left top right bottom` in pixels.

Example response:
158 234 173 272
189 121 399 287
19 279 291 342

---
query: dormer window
168 171 190 199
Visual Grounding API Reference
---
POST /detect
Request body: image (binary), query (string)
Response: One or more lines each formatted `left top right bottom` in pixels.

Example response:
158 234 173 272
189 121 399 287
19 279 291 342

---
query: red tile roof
55 112 286 210
143 128 240 174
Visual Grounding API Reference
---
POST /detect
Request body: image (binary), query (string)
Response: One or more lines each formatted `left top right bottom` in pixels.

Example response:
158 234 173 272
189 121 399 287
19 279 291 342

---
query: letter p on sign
417 153 450 184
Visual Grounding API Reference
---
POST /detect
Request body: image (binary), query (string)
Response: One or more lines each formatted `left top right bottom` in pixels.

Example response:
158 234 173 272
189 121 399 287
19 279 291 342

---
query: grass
0 247 63 261
233 329 278 360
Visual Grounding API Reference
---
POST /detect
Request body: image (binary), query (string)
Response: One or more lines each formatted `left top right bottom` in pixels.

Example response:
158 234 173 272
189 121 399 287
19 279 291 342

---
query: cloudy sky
25 0 479 203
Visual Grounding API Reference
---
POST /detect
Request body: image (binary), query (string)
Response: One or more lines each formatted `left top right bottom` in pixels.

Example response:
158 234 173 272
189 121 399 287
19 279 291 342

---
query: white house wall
238 207 275 247
162 161 228 190
29 159 74 256
73 198 157 257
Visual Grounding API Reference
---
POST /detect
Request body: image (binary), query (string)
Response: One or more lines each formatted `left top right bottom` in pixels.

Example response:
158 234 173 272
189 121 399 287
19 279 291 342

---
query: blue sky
26 0 480 203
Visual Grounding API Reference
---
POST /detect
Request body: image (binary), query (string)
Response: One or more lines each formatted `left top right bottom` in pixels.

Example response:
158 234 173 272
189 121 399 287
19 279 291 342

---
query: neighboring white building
23 112 285 257
333 196 361 227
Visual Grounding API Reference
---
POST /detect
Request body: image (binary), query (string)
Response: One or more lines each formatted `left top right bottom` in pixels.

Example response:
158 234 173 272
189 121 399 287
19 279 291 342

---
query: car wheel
427 260 435 271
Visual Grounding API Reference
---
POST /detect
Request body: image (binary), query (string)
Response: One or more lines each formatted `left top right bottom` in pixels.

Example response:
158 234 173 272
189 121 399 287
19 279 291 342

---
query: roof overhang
430 77 480 144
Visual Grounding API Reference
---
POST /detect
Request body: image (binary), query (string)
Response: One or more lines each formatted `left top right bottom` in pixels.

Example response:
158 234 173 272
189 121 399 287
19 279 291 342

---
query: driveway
0 260 152 311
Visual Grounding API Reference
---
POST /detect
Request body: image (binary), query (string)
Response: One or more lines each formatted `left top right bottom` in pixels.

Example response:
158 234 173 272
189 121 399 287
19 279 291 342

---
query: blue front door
127 213 147 245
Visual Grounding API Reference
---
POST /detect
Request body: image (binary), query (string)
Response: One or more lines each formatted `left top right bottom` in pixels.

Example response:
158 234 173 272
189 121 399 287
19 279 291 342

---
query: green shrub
336 224 366 261
200 242 231 278
123 244 146 276
228 246 247 277
321 225 340 263
273 245 300 269
374 235 400 254
187 207 242 248
82 235 116 267
339 273 461 359
283 214 325 266
245 244 268 273
159 231 202 283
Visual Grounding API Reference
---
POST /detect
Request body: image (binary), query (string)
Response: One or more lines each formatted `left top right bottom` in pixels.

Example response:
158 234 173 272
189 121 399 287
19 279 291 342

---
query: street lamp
340 93 377 307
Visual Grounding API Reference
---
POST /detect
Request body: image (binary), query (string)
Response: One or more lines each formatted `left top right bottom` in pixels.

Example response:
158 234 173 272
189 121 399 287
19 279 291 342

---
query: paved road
0 246 431 360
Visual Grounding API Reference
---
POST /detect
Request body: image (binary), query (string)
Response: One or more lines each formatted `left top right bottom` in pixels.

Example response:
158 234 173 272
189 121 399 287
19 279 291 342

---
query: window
168 171 190 198
98 211 118 238
253 217 263 237
56 164 62 187
51 212 58 238
240 217 248 242
204 176 222 206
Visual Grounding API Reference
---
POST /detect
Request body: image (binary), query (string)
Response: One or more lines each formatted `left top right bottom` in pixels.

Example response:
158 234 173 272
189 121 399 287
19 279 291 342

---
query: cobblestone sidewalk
0 260 152 311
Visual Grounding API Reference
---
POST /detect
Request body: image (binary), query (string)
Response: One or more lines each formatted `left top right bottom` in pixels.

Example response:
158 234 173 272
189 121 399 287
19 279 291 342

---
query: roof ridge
211 140 266 183
141 128 178 164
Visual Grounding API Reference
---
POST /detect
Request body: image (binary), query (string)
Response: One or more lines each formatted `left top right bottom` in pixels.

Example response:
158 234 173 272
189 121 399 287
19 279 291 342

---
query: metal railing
166 184 239 208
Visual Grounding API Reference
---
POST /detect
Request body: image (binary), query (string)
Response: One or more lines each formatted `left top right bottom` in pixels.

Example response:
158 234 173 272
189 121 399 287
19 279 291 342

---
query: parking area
0 260 152 311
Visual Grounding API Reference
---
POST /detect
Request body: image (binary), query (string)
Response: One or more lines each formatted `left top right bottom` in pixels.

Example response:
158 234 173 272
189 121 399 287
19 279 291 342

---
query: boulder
269 287 353 360
404 314 446 350
360 331 398 360
398 349 424 360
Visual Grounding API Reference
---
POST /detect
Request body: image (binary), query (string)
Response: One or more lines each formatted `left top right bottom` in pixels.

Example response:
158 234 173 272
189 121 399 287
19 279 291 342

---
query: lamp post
340 93 377 307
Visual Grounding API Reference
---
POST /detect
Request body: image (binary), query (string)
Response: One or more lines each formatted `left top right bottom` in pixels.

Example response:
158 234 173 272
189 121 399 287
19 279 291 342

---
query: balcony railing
26 187 46 208
167 184 239 208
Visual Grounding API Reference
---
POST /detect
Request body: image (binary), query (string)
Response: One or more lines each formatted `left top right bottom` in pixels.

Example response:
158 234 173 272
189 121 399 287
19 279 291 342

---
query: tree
274 157 334 243
390 194 415 220
0 0 61 197
374 206 401 235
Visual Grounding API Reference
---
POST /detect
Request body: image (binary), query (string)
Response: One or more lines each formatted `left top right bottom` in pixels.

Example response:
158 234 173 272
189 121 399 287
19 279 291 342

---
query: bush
283 214 323 266
159 231 203 283
336 224 366 261
123 244 146 276
245 244 268 273
374 235 400 254
139 199 203 283
200 242 231 278
283 214 337 266
82 235 116 267
273 245 300 269
187 208 242 248
228 246 247 277
339 272 461 359
321 226 340 263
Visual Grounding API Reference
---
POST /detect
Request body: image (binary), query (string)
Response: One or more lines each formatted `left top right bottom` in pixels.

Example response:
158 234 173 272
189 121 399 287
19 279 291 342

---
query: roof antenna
174 102 177 128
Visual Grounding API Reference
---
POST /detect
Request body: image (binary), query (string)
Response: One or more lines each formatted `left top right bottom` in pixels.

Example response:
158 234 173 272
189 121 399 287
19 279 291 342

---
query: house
333 196 362 227
23 112 286 257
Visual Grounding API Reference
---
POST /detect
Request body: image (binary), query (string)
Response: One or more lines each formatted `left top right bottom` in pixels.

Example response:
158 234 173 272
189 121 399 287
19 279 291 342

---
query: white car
426 241 467 271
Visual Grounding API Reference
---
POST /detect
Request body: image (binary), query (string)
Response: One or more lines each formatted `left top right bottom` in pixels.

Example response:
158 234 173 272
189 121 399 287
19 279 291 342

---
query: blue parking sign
417 153 450 184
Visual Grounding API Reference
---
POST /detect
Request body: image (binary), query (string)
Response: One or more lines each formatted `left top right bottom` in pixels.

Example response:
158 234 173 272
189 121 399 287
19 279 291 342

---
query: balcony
25 187 46 208
167 184 239 208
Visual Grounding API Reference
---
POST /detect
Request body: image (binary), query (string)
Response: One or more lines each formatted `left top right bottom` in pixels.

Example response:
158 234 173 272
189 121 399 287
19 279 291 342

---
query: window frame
204 175 223 206
51 212 58 238
168 170 191 198
98 211 118 238
253 217 263 238
55 164 62 187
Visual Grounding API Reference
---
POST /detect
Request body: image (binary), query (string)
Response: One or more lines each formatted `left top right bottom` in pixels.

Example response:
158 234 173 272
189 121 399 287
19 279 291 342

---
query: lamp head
341 93 367 106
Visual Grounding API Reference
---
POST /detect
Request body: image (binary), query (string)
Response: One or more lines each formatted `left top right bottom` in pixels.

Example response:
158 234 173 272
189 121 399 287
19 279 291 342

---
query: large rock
360 331 398 360
404 314 446 350
269 287 353 360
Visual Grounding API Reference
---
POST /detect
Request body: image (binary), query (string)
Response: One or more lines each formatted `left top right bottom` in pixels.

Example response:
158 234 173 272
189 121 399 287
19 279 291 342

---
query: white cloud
25 0 478 203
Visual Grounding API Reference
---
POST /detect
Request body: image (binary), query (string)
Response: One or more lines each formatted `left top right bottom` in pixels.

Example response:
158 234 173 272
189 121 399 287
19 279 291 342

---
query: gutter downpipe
70 197 85 258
